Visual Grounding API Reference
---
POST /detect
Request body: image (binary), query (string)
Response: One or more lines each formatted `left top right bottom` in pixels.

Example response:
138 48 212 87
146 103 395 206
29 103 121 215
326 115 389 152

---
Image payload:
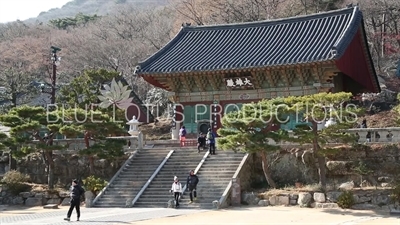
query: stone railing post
85 191 94 208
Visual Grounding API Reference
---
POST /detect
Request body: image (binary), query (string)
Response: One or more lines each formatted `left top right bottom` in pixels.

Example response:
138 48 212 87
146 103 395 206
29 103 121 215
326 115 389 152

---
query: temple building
136 6 380 138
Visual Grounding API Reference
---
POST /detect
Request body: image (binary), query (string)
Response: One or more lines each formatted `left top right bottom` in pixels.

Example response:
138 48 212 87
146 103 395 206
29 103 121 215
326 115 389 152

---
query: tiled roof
138 7 363 74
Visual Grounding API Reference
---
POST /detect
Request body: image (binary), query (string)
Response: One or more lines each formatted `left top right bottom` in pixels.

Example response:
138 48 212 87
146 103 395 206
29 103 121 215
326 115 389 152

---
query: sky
0 0 71 23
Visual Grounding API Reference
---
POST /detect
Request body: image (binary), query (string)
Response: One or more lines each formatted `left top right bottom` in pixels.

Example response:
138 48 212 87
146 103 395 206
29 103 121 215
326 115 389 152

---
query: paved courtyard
0 205 399 225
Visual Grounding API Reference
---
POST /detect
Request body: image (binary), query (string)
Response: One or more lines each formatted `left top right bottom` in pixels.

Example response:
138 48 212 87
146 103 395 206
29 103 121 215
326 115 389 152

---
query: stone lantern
127 116 142 136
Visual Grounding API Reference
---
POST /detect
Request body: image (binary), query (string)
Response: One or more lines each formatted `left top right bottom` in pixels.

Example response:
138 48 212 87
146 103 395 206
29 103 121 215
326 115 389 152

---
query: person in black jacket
64 179 85 221
197 133 206 153
186 170 199 203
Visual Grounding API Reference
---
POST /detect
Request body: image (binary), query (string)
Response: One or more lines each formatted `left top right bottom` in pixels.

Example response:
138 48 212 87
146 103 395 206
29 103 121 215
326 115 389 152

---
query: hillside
25 0 168 23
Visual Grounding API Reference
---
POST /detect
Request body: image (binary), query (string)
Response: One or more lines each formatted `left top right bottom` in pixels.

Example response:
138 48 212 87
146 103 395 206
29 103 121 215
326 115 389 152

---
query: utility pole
41 46 61 104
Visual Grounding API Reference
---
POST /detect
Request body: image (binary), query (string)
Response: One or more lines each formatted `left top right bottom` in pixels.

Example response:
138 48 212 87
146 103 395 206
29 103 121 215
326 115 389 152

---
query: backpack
179 129 186 136
207 132 214 140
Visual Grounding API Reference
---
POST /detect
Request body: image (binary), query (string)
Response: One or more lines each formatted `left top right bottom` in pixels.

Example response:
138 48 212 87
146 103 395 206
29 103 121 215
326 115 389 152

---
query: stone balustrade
346 127 400 143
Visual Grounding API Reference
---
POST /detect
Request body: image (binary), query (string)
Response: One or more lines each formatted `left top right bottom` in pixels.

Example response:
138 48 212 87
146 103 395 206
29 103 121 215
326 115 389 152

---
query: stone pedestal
231 178 241 206
171 122 180 140
85 191 94 208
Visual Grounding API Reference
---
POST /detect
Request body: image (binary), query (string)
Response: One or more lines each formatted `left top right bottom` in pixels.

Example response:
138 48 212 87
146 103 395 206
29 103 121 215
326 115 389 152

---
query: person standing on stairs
186 170 199 203
206 128 216 155
170 176 182 208
179 126 187 147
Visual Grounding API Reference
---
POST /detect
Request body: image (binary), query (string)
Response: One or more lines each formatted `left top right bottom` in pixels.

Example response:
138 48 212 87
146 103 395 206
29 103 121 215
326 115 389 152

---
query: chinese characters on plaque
225 77 253 89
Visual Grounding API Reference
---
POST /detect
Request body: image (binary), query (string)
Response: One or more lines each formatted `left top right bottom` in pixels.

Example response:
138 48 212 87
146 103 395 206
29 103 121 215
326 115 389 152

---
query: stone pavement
0 205 399 225
131 207 400 225
0 206 206 225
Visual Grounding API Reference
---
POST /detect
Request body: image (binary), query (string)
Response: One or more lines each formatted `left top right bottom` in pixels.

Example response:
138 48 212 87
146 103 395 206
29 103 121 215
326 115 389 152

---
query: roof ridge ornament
181 22 191 27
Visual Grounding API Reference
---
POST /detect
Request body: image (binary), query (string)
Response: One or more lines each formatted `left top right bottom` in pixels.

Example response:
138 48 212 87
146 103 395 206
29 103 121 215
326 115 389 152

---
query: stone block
372 195 389 205
212 200 220 209
355 196 371 204
43 204 58 209
61 198 70 206
298 193 312 207
315 203 339 209
25 198 43 207
352 203 378 210
326 192 342 203
35 193 43 198
289 194 298 200
290 200 297 205
59 191 69 198
12 197 24 205
19 192 33 198
268 196 277 206
278 196 289 205
258 200 269 206
47 198 61 205
125 199 132 208
313 193 326 203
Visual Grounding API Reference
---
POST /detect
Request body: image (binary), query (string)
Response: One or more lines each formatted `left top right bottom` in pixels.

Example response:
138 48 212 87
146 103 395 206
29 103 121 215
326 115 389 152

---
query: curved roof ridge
182 7 357 31
331 6 362 58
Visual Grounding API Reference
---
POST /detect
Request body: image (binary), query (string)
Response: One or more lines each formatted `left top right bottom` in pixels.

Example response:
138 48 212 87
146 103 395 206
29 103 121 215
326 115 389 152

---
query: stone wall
242 189 393 210
258 144 400 187
0 186 73 206
15 153 129 185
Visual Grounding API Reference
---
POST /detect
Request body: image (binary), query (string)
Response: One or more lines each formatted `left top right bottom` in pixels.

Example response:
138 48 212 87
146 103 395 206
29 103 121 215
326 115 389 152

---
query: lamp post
41 46 61 104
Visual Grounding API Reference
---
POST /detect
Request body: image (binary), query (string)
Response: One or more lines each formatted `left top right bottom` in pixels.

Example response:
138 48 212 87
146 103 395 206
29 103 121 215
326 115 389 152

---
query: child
170 176 182 208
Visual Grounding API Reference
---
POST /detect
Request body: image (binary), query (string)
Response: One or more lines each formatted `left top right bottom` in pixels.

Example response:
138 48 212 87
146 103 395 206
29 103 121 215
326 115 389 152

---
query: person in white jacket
170 176 182 208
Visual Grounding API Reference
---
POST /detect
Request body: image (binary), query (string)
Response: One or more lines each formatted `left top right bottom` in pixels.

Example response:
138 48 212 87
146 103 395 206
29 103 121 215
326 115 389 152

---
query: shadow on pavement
320 208 400 219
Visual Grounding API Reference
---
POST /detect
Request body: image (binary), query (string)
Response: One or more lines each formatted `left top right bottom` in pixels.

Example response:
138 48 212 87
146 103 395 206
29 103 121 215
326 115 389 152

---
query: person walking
179 126 187 147
170 176 182 208
64 179 85 221
186 170 199 203
206 128 216 155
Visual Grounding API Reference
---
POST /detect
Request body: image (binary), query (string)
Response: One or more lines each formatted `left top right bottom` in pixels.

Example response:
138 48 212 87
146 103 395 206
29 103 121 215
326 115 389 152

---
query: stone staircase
180 151 246 209
134 149 205 207
93 148 171 207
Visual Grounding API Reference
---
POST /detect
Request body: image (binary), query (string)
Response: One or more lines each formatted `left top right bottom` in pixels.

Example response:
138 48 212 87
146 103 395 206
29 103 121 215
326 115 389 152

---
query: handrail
92 149 139 205
218 153 249 209
182 151 210 195
131 150 175 206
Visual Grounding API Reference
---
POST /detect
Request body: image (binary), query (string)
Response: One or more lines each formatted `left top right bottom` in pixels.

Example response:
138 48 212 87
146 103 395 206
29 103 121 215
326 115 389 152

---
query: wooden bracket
193 75 206 92
296 66 305 86
280 69 291 86
250 71 262 89
207 73 219 91
265 69 277 87
180 75 193 92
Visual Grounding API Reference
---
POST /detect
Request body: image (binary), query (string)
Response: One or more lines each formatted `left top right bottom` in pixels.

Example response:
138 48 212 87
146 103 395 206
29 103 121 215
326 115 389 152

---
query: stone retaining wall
242 189 393 210
0 186 73 206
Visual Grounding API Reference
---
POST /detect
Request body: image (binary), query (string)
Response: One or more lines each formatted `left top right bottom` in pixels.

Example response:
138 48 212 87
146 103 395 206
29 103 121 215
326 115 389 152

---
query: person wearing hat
206 128 216 155
64 179 85 221
170 176 182 208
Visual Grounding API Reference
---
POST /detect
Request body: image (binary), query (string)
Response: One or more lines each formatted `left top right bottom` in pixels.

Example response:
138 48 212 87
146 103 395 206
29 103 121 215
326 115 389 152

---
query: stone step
96 199 128 204
197 170 237 174
94 202 126 207
100 195 137 199
105 186 142 194
196 173 235 178
117 174 154 178
111 180 146 185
